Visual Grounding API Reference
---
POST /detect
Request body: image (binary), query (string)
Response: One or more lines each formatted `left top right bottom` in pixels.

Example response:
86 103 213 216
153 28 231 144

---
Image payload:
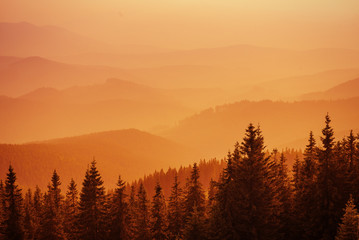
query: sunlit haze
1 2 359 238
1 0 359 50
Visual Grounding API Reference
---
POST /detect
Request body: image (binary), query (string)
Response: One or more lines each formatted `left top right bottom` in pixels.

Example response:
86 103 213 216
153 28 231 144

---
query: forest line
1 114 359 240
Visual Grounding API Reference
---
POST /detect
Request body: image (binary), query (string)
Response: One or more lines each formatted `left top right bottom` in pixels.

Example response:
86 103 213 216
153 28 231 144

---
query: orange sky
1 0 359 50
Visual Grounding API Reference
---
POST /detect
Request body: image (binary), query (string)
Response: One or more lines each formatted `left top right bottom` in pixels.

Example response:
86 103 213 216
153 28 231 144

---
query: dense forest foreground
1 114 359 240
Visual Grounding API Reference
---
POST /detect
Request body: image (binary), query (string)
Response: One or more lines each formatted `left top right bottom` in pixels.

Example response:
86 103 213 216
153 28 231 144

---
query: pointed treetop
321 114 335 148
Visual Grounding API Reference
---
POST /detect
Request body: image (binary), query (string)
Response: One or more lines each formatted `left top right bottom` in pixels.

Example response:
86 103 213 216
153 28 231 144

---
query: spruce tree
150 182 167 240
274 152 293 239
335 196 359 240
0 180 5 237
167 173 184 240
211 147 240 239
23 189 34 240
293 131 319 240
37 171 65 240
214 124 278 240
345 131 359 206
77 160 106 240
182 205 207 240
31 186 42 239
134 183 150 240
2 165 24 240
51 170 62 211
207 179 216 214
126 186 137 239
109 175 128 240
184 163 205 219
316 114 340 240
239 124 278 239
64 179 79 240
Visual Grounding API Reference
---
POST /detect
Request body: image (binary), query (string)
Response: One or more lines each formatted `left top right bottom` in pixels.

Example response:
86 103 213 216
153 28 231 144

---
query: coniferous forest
1 115 359 240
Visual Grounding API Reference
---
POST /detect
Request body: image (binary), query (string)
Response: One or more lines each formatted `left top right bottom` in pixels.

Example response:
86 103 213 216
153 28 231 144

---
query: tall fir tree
108 175 128 240
345 131 359 207
182 205 207 240
207 179 217 215
167 173 184 240
2 165 24 240
184 163 205 219
293 131 319 240
51 170 62 211
32 186 42 240
211 146 240 239
274 152 293 239
126 186 137 239
316 114 341 240
134 183 150 240
77 160 107 240
214 124 279 240
150 182 167 240
0 180 5 237
23 189 34 240
335 196 359 240
37 170 65 240
64 178 79 240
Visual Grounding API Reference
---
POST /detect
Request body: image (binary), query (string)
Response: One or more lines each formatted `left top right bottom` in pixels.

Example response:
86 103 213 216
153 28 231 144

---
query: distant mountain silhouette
0 129 197 189
0 22 112 57
57 45 359 84
19 78 170 104
239 68 359 100
162 98 359 158
0 22 177 58
0 79 192 143
0 56 22 70
0 56 135 96
301 77 359 100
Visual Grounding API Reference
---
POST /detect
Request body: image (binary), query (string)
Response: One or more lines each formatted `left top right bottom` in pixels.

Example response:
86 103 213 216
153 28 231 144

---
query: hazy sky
1 0 359 50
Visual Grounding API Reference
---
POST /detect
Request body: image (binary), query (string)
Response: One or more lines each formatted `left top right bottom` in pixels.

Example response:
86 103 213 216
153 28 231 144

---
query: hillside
301 77 359 100
0 84 191 143
163 98 359 158
0 22 113 57
0 56 136 96
0 129 198 189
239 68 359 100
58 45 359 82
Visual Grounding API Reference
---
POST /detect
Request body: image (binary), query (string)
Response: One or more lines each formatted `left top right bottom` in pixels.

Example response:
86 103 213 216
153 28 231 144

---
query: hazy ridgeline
1 115 359 240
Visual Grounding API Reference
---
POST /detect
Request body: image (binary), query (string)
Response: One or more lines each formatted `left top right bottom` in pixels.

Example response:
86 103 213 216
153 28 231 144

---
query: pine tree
292 154 301 193
126 186 137 239
37 170 65 240
23 189 34 240
316 114 341 240
211 147 240 239
109 175 128 240
32 186 42 239
150 182 167 240
274 152 293 239
51 170 62 211
0 180 5 237
207 179 217 214
134 183 150 240
214 124 278 240
64 179 79 240
293 131 319 240
184 163 205 219
345 131 359 206
77 160 107 240
205 179 219 240
182 205 207 240
167 173 184 240
335 196 359 240
2 165 24 240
